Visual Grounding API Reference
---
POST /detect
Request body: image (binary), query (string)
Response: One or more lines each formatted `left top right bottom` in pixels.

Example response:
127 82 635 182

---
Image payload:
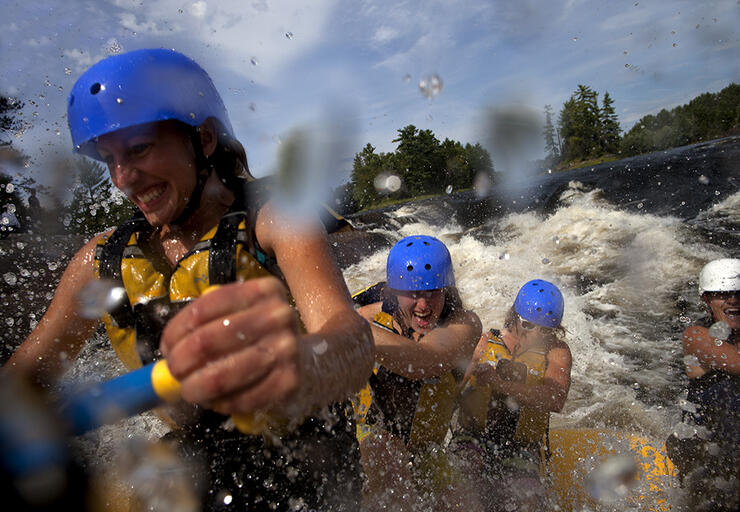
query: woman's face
704 291 740 331
393 288 445 335
96 121 197 227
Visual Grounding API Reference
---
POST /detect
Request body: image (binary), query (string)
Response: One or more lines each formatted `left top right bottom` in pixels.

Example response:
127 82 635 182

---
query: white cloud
372 26 398 45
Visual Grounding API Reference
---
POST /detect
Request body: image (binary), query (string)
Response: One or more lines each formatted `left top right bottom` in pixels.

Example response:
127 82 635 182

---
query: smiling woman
5 48 374 512
351 235 482 511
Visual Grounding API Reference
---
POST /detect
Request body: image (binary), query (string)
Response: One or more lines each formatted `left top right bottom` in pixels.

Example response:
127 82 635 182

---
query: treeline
620 83 740 156
544 82 740 169
348 125 494 210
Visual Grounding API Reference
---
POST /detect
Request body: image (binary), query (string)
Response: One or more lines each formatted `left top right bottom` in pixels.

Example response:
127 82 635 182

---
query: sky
1 0 739 194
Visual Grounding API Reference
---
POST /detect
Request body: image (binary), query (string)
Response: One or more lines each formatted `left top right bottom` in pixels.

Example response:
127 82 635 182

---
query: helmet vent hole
425 264 431 270
90 83 102 95
539 289 544 293
407 265 414 271
406 242 413 247
423 241 430 245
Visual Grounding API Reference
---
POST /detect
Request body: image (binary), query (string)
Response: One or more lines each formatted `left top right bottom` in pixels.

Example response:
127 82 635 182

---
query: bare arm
358 302 481 379
161 204 374 418
5 235 103 386
473 341 572 412
682 325 740 378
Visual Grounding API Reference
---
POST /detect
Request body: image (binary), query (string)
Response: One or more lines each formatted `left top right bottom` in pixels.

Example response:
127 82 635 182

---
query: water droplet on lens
116 97 123 104
708 321 731 341
698 175 710 185
542 258 550 265
189 112 196 119
285 32 294 39
445 185 453 194
419 73 443 99
77 279 127 319
3 272 17 286
402 73 411 83
250 57 259 66
587 454 638 504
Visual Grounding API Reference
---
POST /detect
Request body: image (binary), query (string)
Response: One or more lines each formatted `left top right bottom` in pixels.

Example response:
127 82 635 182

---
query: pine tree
599 92 621 154
543 104 559 162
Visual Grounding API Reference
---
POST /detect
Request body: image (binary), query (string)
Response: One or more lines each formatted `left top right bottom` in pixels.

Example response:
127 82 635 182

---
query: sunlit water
55 182 738 510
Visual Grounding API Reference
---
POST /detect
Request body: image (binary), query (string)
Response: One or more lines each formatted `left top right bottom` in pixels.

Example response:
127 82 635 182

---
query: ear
199 118 219 158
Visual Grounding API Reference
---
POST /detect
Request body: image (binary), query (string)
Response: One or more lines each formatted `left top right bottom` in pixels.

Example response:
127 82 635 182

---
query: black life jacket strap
97 214 149 329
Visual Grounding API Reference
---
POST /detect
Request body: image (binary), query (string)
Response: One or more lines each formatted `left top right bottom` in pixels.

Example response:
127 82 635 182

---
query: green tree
599 92 621 154
1 95 24 146
67 157 135 236
350 143 384 209
543 104 560 163
392 125 444 196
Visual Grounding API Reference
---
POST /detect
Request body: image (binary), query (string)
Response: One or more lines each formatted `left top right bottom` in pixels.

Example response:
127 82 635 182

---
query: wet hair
503 305 567 344
181 118 253 190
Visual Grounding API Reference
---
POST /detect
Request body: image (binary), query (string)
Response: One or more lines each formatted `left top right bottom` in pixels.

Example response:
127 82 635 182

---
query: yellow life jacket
458 329 550 450
351 283 461 454
94 179 282 371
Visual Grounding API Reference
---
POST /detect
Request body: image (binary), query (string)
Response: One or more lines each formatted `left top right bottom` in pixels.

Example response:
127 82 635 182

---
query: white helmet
698 258 740 294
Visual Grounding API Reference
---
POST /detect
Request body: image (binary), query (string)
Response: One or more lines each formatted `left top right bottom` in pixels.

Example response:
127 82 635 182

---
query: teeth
137 185 164 204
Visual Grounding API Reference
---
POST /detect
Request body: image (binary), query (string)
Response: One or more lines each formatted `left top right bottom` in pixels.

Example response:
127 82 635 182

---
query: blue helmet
514 279 564 328
386 235 455 291
67 48 233 160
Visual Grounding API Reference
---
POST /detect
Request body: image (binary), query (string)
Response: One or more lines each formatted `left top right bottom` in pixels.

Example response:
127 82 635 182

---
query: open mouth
413 310 433 328
135 183 167 208
724 307 740 320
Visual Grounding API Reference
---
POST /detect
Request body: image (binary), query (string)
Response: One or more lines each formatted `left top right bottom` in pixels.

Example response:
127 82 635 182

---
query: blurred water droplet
250 57 259 66
107 40 122 54
77 279 127 319
542 258 550 265
285 31 294 39
3 272 17 286
189 112 196 119
714 190 720 196
419 73 443 99
683 354 700 366
116 97 124 104
313 340 328 355
672 42 678 47
698 175 710 184
636 202 643 209
586 454 638 504
473 171 492 197
499 252 510 260
708 321 730 341
249 102 256 112
572 36 578 41
64 67 72 75
402 73 411 83
445 185 453 194
6 183 14 193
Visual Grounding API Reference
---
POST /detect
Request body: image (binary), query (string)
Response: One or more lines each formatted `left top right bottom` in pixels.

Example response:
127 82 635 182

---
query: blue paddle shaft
63 363 161 435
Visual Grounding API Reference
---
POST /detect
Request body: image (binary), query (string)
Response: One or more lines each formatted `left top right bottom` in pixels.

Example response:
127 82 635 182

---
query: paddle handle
62 360 181 435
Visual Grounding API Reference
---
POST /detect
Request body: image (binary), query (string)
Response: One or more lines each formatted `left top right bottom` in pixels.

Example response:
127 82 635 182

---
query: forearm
296 312 375 414
495 379 567 413
373 325 456 379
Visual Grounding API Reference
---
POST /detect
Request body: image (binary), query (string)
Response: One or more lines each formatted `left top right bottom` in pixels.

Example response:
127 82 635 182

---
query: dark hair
184 118 253 190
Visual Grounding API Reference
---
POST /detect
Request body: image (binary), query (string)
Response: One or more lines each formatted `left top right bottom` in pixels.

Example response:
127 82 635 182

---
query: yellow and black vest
95 177 353 371
351 282 461 454
457 329 550 455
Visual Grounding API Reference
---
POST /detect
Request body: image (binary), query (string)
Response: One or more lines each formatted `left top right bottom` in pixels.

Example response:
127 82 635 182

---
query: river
1 135 738 510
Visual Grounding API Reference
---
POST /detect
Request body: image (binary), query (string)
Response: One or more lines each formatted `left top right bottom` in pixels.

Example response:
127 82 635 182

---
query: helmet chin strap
170 129 212 226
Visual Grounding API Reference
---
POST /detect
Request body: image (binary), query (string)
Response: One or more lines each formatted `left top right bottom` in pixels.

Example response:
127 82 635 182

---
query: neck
157 174 235 248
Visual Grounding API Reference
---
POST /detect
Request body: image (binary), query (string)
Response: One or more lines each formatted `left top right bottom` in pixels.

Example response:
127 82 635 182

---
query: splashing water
419 74 443 99
76 279 127 319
